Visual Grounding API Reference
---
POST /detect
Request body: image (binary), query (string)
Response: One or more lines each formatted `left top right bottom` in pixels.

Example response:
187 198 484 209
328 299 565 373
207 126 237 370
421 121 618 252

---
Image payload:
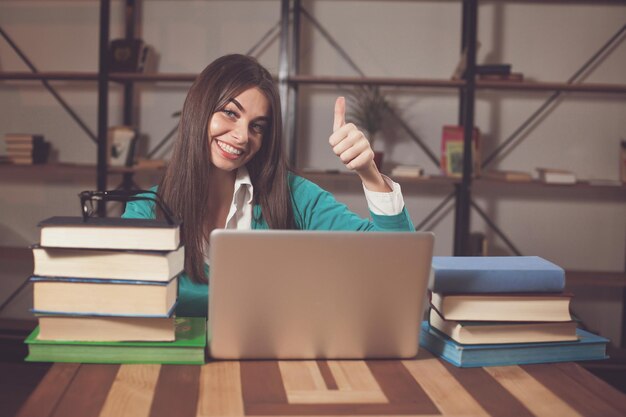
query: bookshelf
0 0 622 244
0 0 624 246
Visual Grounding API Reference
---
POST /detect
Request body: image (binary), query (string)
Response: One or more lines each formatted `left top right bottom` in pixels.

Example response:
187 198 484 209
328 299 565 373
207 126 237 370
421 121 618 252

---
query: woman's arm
290 175 414 232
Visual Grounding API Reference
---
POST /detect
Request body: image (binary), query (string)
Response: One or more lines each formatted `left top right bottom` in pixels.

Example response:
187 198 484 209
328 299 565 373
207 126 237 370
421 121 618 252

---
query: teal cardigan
122 174 415 316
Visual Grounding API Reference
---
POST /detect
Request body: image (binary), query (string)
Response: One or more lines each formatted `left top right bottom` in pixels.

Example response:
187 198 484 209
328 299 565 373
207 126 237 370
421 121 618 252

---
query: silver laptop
208 230 434 359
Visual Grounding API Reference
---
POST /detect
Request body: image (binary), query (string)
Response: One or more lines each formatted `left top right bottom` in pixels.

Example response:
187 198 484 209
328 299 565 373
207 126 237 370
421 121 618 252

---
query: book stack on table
420 256 609 367
24 216 206 364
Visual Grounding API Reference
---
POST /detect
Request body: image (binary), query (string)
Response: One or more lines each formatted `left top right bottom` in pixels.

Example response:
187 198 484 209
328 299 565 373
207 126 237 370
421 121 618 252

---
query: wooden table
14 350 626 417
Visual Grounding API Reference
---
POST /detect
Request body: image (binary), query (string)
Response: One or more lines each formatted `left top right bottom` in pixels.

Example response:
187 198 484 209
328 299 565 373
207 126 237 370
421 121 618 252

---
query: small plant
346 85 392 145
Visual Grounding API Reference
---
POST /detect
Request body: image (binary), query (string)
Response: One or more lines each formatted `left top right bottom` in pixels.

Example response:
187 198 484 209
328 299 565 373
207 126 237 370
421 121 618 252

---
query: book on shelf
30 276 178 317
475 64 512 75
32 245 184 282
481 169 533 182
107 126 137 167
430 291 573 322
390 165 425 178
440 125 481 177
536 167 577 185
37 315 175 342
8 156 40 165
429 256 565 294
428 308 578 345
25 317 205 364
109 38 156 73
3 133 50 165
419 321 608 368
4 133 44 144
477 72 524 82
38 216 181 251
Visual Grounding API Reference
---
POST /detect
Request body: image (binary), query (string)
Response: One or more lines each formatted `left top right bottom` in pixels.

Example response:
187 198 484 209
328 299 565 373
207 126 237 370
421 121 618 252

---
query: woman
123 54 414 316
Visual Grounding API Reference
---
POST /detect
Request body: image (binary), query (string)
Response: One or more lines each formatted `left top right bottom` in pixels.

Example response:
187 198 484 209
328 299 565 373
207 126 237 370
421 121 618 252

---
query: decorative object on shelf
3 133 50 165
619 139 626 184
346 85 392 170
481 169 532 182
109 38 156 73
440 125 481 177
390 164 425 178
536 167 577 185
107 126 137 167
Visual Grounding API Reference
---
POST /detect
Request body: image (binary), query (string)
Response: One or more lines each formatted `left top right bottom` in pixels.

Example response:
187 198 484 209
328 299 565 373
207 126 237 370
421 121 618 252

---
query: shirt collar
234 166 254 205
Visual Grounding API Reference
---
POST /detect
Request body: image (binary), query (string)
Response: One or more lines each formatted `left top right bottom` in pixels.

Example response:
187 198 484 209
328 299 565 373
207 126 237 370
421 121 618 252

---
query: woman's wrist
357 161 392 192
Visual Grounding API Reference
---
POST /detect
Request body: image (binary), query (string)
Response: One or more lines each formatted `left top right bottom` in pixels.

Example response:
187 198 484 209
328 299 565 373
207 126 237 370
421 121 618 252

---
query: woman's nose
231 122 248 144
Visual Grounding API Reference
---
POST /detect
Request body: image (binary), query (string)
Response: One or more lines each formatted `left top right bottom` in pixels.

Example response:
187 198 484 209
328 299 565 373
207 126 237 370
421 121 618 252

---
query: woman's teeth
217 141 242 155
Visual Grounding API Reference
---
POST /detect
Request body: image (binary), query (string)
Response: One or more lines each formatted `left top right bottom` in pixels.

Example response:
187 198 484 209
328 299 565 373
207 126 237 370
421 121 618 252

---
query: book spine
430 269 565 293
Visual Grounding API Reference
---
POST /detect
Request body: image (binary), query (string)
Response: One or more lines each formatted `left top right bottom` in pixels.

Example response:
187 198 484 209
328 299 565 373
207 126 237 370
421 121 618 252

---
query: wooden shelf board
476 80 626 94
286 76 626 94
0 162 97 180
109 73 197 82
0 71 197 83
0 162 165 181
475 177 626 190
288 75 465 89
2 72 624 94
300 170 459 186
0 71 98 81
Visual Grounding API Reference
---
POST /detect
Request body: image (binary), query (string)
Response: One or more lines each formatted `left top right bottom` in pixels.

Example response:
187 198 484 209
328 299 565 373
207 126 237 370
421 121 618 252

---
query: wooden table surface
14 349 626 417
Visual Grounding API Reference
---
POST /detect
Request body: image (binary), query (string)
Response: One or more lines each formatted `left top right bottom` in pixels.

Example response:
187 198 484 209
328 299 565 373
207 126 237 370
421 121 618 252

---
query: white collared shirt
226 166 405 231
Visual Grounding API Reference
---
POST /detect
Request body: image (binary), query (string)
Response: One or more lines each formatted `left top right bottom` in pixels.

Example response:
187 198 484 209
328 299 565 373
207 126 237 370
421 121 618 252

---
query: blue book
419 321 609 368
429 256 565 294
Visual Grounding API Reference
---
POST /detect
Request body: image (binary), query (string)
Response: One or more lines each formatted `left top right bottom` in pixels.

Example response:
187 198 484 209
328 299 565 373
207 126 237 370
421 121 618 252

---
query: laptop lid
208 230 434 359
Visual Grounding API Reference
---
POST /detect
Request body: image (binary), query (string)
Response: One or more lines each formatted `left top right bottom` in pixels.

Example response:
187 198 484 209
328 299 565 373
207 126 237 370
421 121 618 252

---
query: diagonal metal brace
0 26 97 143
470 198 522 256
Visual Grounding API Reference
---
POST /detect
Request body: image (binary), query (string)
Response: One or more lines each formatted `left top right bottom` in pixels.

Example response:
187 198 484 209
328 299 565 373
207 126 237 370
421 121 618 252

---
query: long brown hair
158 54 295 283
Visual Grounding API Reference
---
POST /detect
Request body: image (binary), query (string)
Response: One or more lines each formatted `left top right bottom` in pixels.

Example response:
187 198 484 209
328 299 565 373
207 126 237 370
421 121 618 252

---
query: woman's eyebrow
230 98 244 111
229 98 269 121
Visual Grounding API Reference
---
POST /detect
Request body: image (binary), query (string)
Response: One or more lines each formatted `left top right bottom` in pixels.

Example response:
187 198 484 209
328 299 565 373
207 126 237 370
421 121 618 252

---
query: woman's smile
216 139 244 159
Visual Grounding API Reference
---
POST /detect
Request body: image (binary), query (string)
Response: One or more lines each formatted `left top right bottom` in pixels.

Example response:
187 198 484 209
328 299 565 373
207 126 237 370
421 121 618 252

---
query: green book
25 317 206 365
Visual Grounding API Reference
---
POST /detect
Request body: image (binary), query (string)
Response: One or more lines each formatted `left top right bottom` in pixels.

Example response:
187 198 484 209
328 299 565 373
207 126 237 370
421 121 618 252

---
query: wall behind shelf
1 1 625 340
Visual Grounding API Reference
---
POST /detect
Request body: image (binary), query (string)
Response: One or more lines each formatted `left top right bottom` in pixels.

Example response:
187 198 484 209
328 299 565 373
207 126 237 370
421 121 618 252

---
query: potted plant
347 85 392 170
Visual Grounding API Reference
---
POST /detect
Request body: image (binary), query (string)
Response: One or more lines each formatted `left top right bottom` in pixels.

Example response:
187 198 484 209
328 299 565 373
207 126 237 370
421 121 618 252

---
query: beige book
430 291 573 322
37 316 175 342
32 245 184 282
32 277 177 316
429 308 577 345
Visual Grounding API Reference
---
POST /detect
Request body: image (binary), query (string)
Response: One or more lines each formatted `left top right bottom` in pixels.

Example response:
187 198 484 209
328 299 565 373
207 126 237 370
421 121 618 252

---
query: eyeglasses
79 189 178 225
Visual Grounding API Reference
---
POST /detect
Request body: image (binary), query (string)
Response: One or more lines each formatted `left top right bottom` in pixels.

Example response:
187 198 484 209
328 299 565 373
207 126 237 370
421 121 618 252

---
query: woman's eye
222 109 237 118
251 123 266 135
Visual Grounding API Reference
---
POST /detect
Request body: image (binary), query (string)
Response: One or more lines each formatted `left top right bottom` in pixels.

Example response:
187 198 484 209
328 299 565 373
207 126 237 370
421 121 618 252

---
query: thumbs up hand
328 97 390 192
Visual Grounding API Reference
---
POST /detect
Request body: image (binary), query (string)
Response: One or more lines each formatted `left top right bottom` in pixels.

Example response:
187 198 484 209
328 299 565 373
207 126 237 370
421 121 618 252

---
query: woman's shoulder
288 172 325 195
121 186 159 220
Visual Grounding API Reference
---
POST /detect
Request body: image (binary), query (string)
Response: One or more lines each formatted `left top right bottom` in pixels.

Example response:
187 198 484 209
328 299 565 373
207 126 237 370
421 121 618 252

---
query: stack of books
421 256 609 367
24 215 206 364
536 167 577 185
3 133 50 165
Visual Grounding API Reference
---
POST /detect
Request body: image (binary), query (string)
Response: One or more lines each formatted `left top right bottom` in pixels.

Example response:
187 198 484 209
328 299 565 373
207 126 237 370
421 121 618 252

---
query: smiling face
208 87 270 172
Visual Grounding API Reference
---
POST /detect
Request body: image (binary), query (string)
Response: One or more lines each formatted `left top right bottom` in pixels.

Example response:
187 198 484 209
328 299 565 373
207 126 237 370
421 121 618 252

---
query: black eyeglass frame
79 189 178 225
